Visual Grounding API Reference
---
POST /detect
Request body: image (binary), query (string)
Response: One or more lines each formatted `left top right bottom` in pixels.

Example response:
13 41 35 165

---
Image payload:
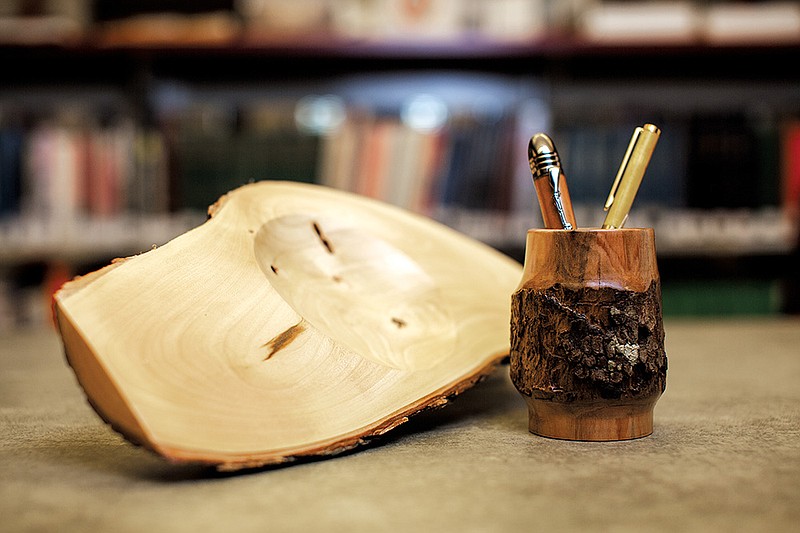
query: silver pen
529 133 577 230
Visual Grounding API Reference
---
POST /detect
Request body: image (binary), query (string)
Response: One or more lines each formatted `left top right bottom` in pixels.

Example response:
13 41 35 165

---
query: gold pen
529 133 577 230
602 123 661 229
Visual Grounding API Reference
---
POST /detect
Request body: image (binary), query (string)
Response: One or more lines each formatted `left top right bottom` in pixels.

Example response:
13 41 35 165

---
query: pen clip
604 127 642 211
548 167 574 231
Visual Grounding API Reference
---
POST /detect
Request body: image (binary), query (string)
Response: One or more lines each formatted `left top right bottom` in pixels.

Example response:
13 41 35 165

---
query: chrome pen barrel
529 133 576 230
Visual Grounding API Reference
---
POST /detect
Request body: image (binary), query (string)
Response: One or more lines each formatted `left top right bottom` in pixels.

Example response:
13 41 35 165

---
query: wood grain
510 228 667 441
55 181 522 470
517 228 659 292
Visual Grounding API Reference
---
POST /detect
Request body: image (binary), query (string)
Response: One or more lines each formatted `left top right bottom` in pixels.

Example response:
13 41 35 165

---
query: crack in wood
391 317 407 328
540 292 603 335
262 322 306 361
311 221 334 254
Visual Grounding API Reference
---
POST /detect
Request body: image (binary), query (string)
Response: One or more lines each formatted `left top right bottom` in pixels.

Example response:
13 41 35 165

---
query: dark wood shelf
1 30 799 315
4 35 797 85
5 33 800 56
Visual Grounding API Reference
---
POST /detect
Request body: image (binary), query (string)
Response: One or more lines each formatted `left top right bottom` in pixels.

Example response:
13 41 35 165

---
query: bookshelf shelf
4 34 800 57
0 213 203 265
1 23 799 323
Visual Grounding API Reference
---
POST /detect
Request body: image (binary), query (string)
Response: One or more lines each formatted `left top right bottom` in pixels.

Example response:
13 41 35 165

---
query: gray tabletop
2 318 799 532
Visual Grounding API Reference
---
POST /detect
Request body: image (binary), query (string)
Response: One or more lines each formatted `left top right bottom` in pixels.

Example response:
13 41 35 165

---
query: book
381 121 419 208
0 0 90 45
86 127 124 217
437 111 515 210
753 112 782 208
578 1 699 43
781 120 800 221
353 116 395 199
702 2 800 44
331 0 466 41
95 11 240 47
384 123 447 214
238 0 329 38
23 122 83 222
474 0 548 42
634 117 688 208
130 128 170 214
509 95 551 217
171 107 320 211
317 112 365 193
687 113 760 209
0 126 23 217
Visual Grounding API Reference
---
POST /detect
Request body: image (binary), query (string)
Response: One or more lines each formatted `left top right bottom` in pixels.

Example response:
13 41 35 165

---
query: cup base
524 396 658 441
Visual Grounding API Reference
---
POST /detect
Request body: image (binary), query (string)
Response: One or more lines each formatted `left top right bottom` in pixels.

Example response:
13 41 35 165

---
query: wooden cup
510 228 667 441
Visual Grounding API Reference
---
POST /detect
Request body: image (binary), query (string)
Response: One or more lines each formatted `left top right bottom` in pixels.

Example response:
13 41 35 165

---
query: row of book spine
552 112 790 212
0 117 169 221
317 110 524 216
318 108 799 220
2 103 799 236
4 1 798 47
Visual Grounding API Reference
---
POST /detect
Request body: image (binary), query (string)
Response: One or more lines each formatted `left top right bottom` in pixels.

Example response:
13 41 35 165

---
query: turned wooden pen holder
510 228 667 441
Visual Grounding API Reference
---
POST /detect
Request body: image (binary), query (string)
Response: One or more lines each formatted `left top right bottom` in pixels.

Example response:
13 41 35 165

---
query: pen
602 123 661 229
529 133 577 230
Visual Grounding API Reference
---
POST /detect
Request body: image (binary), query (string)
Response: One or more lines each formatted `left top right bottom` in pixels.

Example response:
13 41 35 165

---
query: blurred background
1 0 799 331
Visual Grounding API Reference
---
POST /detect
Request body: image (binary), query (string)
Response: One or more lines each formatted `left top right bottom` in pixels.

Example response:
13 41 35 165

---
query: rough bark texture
510 281 667 404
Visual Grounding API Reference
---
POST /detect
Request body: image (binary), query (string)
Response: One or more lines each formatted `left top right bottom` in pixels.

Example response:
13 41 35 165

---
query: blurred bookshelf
2 0 800 329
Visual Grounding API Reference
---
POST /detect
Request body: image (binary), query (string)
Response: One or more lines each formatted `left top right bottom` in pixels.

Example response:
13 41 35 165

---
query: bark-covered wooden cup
510 228 667 441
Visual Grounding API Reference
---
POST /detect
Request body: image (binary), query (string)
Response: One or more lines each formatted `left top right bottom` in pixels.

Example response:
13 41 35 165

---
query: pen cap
529 134 561 179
